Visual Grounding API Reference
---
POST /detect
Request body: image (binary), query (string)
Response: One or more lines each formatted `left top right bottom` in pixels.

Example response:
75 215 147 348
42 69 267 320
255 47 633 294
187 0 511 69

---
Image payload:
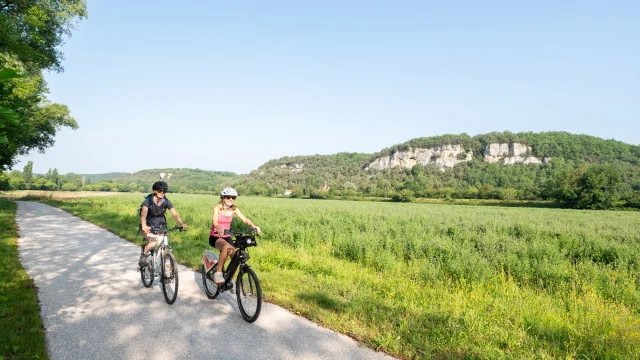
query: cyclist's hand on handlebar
180 223 188 230
252 226 262 235
142 225 151 234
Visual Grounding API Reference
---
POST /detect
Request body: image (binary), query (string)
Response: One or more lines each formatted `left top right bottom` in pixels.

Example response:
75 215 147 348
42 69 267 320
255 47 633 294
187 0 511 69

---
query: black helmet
152 181 168 191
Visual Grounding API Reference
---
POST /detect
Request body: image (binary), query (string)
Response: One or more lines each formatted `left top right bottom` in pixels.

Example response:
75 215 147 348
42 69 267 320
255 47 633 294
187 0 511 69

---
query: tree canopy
0 0 86 170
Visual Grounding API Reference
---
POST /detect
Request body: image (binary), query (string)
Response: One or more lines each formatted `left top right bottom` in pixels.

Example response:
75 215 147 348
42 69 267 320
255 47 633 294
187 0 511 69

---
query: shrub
61 183 78 191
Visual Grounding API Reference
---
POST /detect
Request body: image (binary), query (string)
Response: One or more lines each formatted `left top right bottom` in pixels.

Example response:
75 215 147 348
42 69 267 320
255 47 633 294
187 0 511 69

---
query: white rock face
366 145 473 171
483 143 546 165
367 142 549 171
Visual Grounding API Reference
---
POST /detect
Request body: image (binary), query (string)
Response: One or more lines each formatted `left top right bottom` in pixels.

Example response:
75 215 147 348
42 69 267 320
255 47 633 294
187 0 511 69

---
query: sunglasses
222 196 236 200
156 189 168 193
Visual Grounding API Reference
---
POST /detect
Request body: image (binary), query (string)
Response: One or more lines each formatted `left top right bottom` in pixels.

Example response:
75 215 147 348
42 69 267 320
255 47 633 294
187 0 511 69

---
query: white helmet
220 187 238 198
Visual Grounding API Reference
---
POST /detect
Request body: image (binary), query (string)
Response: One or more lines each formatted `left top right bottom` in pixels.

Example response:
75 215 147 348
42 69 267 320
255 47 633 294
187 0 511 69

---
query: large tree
0 0 86 170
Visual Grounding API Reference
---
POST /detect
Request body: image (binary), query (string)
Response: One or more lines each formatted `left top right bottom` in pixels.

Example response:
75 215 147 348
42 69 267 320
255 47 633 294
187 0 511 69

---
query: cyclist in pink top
209 187 262 284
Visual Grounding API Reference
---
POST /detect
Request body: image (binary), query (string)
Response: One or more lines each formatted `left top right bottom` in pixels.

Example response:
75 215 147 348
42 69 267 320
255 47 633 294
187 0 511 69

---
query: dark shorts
209 235 233 250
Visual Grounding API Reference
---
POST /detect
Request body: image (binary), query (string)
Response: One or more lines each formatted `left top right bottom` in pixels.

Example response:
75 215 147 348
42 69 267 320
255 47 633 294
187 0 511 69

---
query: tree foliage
0 0 86 170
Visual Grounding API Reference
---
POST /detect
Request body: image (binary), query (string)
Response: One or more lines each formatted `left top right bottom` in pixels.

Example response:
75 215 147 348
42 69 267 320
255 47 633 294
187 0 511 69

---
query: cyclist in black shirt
138 181 188 267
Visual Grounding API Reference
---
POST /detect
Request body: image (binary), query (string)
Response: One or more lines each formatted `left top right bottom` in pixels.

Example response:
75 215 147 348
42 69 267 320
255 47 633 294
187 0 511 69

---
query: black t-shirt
142 195 174 233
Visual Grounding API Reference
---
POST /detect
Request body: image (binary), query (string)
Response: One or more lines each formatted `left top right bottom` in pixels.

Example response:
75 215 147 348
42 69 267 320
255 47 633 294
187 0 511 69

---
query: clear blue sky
16 0 640 175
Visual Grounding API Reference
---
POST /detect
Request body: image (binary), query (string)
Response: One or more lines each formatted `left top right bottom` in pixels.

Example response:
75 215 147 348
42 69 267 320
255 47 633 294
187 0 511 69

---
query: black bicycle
140 225 183 304
201 228 262 323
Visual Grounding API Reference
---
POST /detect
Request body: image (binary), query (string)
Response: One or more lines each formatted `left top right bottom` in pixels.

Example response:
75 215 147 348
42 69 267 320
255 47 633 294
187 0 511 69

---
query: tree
22 160 32 184
61 182 77 191
8 176 25 189
0 0 88 72
52 168 59 186
0 68 25 145
0 0 87 170
549 165 622 210
391 189 416 203
32 177 56 190
498 188 518 201
0 172 8 190
575 165 622 210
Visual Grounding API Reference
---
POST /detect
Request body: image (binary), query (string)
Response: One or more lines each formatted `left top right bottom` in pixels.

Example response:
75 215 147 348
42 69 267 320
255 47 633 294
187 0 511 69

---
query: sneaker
213 272 224 284
138 254 148 267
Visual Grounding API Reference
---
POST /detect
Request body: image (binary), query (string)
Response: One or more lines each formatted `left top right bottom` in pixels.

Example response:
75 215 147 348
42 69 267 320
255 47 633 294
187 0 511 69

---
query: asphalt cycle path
16 201 394 360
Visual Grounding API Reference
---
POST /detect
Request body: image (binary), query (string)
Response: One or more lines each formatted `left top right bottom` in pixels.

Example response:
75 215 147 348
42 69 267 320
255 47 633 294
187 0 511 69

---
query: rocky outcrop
278 163 304 172
367 143 549 171
483 143 547 165
366 145 473 171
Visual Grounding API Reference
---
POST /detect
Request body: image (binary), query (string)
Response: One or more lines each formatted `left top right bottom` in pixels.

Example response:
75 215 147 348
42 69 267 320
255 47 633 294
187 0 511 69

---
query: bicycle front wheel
161 252 179 304
236 267 262 323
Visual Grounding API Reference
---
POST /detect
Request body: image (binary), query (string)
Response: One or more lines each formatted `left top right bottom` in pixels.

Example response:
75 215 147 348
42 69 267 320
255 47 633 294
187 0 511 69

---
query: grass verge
0 199 48 360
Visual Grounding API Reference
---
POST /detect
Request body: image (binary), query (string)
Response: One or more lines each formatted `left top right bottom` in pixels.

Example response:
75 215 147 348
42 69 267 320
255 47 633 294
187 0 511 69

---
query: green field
40 193 640 359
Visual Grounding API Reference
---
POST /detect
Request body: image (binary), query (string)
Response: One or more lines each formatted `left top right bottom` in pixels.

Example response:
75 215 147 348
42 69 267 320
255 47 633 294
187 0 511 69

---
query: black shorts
209 235 232 249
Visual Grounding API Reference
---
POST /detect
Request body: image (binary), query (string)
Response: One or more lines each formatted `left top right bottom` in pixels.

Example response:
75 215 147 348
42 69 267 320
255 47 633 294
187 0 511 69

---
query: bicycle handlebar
150 225 185 234
223 228 258 236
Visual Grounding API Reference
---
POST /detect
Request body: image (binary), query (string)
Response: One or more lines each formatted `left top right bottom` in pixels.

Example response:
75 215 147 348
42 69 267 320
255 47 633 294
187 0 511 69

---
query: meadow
32 193 640 359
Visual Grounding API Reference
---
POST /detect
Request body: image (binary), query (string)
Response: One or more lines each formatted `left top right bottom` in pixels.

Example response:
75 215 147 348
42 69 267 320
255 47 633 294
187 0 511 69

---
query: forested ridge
2 131 639 209
231 131 640 209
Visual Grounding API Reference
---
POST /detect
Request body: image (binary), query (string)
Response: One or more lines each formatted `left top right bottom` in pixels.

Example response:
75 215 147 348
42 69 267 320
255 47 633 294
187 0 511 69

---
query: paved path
16 201 393 360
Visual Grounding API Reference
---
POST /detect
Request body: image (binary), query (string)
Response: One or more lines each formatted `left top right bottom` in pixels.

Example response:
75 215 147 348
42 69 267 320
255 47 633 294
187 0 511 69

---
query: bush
624 191 640 208
8 177 26 190
31 178 56 191
0 174 9 190
61 183 78 191
391 189 415 202
499 188 518 201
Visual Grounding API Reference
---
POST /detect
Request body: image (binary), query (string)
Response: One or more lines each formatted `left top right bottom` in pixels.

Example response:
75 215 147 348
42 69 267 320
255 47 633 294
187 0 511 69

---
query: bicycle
201 228 262 323
140 225 183 305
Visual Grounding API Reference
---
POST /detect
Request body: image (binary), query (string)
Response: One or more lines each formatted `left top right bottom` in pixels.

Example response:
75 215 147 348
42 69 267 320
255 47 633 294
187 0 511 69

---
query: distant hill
229 131 640 207
112 168 237 193
6 131 639 208
371 132 640 164
81 172 130 183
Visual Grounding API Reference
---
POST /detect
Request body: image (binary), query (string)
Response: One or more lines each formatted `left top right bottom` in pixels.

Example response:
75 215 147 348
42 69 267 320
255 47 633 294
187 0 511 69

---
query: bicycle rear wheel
236 267 262 323
140 251 154 288
161 252 179 304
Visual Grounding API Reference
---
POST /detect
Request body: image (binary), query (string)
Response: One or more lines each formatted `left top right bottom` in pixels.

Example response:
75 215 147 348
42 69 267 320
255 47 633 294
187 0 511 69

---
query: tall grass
41 193 640 359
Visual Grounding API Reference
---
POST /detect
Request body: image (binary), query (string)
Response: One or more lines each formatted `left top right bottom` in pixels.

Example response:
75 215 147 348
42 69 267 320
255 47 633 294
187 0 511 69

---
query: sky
15 0 640 175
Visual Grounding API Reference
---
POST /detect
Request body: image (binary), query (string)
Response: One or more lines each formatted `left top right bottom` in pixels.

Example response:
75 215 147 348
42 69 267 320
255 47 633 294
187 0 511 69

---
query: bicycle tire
161 252 179 304
202 264 220 299
236 267 262 323
140 252 154 288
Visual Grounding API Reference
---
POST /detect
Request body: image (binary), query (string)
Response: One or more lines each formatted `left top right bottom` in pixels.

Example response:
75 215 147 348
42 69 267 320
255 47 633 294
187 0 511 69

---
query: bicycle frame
221 236 255 285
148 233 173 278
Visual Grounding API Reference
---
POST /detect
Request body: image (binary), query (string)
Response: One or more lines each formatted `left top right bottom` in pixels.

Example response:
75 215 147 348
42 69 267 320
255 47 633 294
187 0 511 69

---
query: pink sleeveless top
210 210 232 237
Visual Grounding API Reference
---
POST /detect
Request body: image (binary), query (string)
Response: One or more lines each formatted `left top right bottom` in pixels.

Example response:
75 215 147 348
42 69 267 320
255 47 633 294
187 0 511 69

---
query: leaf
0 68 26 82
0 134 7 144
0 106 20 126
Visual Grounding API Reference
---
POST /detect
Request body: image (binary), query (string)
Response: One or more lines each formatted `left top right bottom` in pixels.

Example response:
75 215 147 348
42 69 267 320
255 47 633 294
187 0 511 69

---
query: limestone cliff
483 143 549 165
367 143 548 171
365 145 473 171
